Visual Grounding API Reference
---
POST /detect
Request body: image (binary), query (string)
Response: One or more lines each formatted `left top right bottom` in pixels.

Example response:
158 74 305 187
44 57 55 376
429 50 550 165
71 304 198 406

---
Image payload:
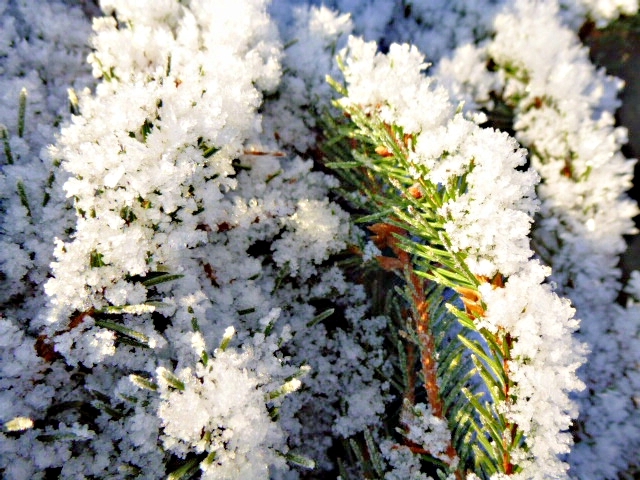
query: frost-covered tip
336 36 444 135
268 378 303 400
218 326 236 352
4 417 34 432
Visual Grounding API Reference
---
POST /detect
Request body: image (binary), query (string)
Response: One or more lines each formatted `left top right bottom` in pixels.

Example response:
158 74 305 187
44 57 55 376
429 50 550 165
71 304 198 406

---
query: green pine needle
18 88 27 138
1 124 13 164
16 180 31 217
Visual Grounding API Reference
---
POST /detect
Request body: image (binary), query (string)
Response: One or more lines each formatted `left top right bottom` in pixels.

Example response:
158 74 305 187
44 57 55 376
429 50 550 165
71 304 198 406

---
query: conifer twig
323 36 585 478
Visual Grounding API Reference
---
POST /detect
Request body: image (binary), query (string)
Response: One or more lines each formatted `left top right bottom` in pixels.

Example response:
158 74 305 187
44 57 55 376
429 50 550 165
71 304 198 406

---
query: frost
336 31 587 477
338 36 453 135
483 1 640 475
559 0 638 26
4 417 34 432
380 440 432 480
264 5 352 152
0 0 93 320
158 354 288 477
1 0 639 478
272 198 350 277
402 403 454 464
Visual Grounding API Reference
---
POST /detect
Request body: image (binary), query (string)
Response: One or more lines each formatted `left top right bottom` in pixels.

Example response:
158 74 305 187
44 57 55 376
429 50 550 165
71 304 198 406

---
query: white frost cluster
379 439 433 480
488 0 637 306
401 402 454 465
431 122 538 277
273 198 350 276
337 37 451 135
264 4 353 152
157 351 288 479
44 0 283 326
559 0 638 26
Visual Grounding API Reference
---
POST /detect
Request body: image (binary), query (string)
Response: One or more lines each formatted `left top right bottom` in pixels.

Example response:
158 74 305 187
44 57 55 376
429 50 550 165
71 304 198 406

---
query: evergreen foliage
1 0 639 479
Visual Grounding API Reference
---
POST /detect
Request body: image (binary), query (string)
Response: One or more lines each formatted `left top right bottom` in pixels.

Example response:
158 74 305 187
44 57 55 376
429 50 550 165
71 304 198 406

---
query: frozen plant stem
408 267 465 475
323 37 584 478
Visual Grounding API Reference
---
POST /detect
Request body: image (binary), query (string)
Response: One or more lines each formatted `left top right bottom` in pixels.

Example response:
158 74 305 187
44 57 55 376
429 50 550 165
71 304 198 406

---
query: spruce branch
322 37 584 478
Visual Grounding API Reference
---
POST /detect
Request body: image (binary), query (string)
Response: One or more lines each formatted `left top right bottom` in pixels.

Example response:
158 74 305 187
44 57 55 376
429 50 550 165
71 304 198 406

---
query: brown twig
369 222 461 477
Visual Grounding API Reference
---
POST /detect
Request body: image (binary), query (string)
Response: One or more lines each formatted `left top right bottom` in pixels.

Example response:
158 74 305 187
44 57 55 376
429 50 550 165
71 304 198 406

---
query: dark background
582 16 640 275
